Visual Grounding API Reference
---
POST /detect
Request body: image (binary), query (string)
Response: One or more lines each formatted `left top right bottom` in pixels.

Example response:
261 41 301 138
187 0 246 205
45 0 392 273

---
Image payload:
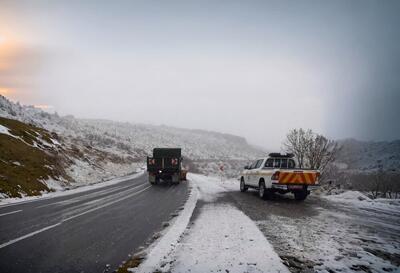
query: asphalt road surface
0 173 189 273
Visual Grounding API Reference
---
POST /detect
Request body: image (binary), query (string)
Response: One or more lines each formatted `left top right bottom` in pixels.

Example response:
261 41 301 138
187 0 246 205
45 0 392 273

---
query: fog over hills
0 95 263 160
1 95 399 197
336 138 400 172
0 95 265 197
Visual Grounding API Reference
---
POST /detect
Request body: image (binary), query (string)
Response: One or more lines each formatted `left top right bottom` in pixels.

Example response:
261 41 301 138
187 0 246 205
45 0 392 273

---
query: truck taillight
272 171 280 181
149 159 155 165
171 158 178 165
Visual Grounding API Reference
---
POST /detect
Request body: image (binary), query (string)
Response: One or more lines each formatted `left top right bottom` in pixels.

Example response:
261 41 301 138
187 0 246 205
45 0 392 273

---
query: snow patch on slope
0 124 12 136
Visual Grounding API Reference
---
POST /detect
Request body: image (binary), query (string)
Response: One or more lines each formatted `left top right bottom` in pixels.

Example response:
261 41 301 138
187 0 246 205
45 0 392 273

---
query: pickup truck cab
240 153 319 201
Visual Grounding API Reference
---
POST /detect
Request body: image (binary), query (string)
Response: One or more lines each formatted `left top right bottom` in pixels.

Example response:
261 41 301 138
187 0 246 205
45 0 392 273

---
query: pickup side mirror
244 165 249 170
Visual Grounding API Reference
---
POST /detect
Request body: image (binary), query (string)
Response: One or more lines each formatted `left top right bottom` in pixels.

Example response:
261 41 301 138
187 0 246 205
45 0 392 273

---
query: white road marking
0 210 22 217
63 186 151 222
0 223 62 249
0 172 145 209
55 183 150 218
35 182 146 209
0 186 151 249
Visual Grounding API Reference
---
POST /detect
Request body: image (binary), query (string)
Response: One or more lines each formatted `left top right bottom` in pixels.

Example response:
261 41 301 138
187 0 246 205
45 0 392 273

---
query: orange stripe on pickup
278 171 317 185
279 172 290 182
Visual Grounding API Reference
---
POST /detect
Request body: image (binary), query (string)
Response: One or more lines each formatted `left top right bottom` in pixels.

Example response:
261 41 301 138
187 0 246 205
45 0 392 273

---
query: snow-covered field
232 191 400 273
323 190 400 214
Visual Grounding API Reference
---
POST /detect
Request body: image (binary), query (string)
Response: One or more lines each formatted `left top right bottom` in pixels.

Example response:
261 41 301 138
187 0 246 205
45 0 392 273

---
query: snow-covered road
135 174 290 273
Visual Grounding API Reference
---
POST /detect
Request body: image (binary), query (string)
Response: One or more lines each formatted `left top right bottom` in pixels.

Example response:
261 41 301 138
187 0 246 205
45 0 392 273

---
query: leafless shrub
336 169 400 199
283 128 313 168
283 128 340 181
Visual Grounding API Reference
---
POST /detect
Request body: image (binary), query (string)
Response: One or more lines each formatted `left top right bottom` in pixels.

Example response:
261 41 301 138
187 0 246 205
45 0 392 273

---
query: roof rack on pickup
268 153 294 158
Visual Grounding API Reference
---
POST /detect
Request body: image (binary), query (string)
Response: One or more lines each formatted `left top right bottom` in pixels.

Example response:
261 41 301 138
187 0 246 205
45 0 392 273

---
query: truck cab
240 153 320 200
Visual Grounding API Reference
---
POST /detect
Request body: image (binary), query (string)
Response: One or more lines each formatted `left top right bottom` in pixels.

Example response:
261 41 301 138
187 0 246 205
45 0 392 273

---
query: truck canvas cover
147 148 182 172
153 148 181 158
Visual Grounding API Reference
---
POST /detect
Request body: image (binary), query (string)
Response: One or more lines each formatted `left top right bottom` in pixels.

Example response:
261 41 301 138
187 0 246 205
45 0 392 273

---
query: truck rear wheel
294 190 308 201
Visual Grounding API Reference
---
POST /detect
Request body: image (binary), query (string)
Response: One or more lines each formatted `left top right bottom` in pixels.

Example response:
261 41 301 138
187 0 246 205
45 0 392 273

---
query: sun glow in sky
0 33 14 98
0 22 42 103
0 87 13 98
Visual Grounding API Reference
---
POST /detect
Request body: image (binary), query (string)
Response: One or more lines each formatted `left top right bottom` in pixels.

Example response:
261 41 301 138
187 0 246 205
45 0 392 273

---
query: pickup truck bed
277 170 318 184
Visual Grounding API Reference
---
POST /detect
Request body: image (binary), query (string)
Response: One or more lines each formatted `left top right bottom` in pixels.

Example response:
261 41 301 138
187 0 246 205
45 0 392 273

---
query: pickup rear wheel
259 180 273 200
294 190 308 201
240 178 248 192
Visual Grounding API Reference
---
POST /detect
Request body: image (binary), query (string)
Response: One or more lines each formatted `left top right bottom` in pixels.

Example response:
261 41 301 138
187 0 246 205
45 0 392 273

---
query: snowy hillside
0 95 264 197
0 95 262 161
336 138 400 172
0 117 71 198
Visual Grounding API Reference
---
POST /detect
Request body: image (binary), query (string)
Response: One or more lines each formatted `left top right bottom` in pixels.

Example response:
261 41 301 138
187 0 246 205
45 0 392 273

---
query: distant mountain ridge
336 138 400 172
0 95 263 161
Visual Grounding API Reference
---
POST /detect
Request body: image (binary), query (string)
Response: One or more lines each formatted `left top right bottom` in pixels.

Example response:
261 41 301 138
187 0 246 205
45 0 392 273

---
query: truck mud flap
149 174 156 184
172 173 180 184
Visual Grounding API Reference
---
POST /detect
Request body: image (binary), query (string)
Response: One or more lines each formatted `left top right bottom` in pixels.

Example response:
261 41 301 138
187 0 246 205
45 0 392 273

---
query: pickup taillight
171 158 178 165
316 172 320 183
148 158 155 165
271 171 280 181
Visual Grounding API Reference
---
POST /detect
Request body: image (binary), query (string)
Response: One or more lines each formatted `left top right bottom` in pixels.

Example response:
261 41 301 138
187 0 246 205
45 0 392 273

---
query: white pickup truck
239 153 320 201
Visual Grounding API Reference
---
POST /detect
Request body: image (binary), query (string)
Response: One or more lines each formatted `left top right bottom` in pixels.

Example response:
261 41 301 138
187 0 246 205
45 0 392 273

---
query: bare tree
368 160 384 199
283 128 313 168
283 128 339 181
307 134 339 174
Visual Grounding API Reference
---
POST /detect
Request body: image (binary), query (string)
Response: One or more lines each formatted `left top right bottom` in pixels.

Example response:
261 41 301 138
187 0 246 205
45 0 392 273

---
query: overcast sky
0 0 399 149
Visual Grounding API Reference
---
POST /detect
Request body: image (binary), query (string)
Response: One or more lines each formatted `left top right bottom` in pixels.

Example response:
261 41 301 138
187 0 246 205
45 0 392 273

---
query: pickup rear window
265 158 295 169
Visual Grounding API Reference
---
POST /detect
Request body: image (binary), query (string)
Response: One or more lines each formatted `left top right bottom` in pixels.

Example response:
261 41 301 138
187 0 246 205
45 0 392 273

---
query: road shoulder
132 173 289 273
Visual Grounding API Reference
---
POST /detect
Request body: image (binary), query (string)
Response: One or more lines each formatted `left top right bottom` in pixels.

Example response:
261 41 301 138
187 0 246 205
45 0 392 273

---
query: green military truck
147 148 184 184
